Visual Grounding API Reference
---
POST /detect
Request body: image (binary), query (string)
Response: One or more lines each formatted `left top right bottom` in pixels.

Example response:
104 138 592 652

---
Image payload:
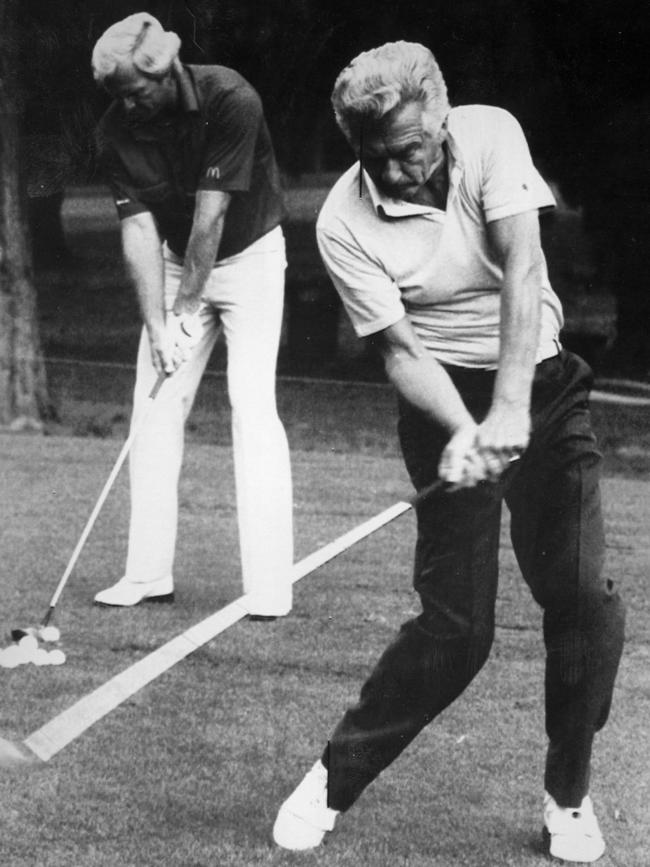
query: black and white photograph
1 2 648 864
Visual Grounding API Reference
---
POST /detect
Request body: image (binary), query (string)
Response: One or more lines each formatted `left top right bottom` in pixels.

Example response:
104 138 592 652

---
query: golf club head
9 627 37 643
0 736 43 771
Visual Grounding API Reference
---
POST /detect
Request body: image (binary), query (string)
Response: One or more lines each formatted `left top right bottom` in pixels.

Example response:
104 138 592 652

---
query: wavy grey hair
91 12 181 87
332 42 450 144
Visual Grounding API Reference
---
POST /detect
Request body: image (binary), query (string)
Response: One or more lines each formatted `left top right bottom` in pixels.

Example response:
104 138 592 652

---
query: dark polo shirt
96 64 286 261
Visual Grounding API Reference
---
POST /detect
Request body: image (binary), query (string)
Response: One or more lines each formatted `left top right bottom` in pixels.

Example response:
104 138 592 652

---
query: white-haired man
91 13 293 619
273 42 624 862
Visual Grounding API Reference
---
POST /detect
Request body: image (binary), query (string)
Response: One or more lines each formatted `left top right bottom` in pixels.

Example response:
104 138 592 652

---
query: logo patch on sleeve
206 166 221 180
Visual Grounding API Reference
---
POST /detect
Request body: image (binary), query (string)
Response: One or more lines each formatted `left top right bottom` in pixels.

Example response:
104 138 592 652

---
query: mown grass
1 190 645 865
0 435 649 867
43 356 650 480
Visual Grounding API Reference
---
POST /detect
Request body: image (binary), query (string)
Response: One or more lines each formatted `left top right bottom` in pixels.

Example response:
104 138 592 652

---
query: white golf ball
18 634 38 653
15 645 35 665
48 649 66 666
1 646 23 668
39 626 60 643
32 648 50 666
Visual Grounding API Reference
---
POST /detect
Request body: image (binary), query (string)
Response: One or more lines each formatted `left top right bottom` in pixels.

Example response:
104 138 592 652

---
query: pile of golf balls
0 627 66 669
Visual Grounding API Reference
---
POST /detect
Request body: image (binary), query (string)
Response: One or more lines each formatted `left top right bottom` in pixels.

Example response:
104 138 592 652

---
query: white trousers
125 227 293 616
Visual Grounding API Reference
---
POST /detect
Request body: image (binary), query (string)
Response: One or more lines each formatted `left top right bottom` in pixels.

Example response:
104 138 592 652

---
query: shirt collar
444 119 464 185
176 63 199 113
363 123 464 218
364 171 439 217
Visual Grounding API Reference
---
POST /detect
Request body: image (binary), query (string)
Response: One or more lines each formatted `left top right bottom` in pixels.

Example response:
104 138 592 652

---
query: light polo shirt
97 64 286 261
317 104 563 368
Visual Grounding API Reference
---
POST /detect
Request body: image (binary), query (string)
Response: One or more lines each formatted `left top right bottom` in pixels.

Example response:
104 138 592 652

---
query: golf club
0 476 448 770
8 371 168 647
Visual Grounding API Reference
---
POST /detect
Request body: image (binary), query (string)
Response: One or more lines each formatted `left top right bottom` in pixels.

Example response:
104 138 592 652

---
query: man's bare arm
477 209 544 475
172 189 232 315
121 212 174 373
370 318 482 484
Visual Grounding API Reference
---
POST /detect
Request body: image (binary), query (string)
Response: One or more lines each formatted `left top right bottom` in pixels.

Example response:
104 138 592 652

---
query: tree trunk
0 0 49 429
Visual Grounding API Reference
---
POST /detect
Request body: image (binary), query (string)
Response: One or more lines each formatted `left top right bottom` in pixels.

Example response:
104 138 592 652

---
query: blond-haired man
91 13 293 619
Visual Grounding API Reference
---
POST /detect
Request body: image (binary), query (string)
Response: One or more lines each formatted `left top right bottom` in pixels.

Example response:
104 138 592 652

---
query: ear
436 115 449 145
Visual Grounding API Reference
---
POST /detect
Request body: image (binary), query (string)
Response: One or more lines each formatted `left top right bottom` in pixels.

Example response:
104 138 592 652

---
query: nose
381 159 403 188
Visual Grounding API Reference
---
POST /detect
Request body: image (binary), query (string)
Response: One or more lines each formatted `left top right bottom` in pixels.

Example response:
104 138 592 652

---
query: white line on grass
25 598 250 762
591 390 650 406
21 497 415 764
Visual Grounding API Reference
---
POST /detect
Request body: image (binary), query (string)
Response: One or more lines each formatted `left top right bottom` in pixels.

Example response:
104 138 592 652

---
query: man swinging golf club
273 42 625 862
90 13 293 618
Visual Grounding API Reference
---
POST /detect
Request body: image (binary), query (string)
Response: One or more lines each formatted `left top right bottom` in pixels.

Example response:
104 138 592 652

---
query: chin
396 188 419 202
381 186 407 200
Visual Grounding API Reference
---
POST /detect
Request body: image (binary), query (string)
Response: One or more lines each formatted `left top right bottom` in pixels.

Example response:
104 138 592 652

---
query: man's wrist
490 393 532 413
440 413 476 436
146 319 166 340
173 292 202 315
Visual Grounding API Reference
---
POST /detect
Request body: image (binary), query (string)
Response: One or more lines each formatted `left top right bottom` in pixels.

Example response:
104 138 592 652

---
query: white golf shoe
273 760 339 850
93 575 174 607
543 791 606 863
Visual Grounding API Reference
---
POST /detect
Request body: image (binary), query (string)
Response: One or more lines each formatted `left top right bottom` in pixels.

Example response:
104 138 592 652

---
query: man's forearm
121 216 165 335
487 211 545 415
385 348 475 434
492 262 542 412
384 344 482 485
174 190 231 314
174 217 225 312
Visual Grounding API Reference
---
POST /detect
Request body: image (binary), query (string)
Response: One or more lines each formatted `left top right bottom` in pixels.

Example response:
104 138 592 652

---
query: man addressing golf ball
89 13 294 618
272 41 625 864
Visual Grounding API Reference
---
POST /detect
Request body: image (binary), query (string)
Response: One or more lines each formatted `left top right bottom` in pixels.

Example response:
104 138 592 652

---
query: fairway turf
0 425 649 866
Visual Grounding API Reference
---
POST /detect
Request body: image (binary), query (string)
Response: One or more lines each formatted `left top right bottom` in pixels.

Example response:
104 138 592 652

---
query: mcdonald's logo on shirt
206 166 221 179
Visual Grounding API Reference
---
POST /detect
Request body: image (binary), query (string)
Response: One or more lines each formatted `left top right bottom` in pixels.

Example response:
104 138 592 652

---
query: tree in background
528 0 650 376
0 0 50 428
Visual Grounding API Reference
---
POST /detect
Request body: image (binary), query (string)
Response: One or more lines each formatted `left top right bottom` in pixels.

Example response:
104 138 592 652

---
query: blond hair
332 42 450 143
92 12 181 87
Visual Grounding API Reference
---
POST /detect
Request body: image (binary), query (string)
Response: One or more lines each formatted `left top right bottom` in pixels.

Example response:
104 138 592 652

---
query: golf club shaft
43 372 168 620
21 480 447 763
290 464 526 585
8 471 524 764
292 478 445 583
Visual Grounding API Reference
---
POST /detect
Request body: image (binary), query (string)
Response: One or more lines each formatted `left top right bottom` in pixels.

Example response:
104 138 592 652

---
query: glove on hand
166 310 203 365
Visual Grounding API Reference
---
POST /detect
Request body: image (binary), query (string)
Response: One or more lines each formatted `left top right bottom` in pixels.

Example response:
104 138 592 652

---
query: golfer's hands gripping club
438 408 529 487
474 404 530 479
167 309 203 368
149 310 203 375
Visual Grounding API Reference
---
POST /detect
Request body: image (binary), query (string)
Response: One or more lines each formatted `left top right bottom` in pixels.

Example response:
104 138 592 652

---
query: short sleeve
198 86 262 193
317 222 405 337
480 109 555 222
95 127 150 221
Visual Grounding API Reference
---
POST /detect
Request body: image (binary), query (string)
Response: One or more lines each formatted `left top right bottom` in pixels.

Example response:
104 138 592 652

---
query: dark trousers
323 351 625 811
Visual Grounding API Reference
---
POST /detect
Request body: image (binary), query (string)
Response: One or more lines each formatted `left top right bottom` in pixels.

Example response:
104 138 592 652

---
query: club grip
409 478 446 507
148 371 168 401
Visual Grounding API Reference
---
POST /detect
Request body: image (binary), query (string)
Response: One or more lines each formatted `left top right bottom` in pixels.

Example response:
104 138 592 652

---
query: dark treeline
17 0 650 371
19 0 648 179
